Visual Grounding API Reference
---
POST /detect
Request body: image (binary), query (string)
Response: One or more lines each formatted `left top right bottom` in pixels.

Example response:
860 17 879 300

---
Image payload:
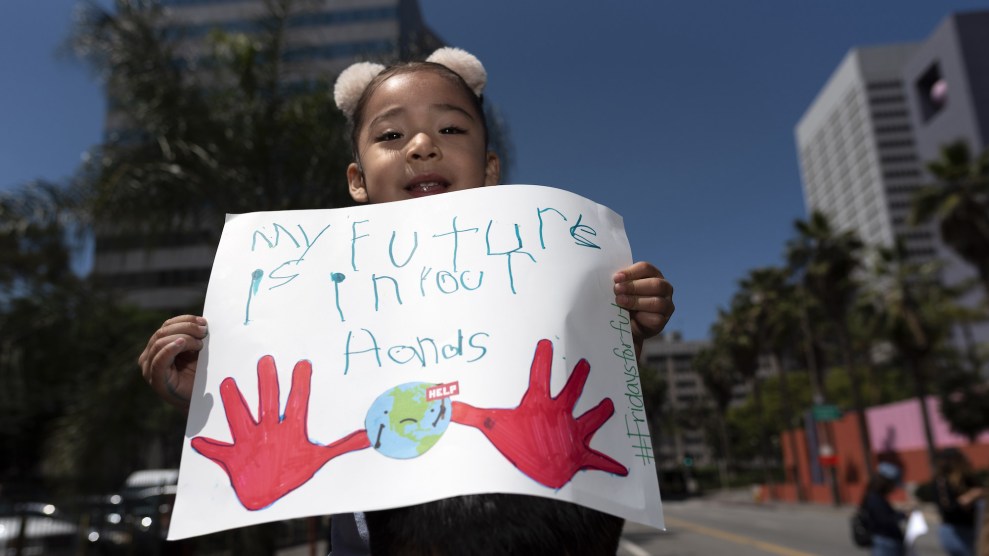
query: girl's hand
613 261 675 357
138 315 208 411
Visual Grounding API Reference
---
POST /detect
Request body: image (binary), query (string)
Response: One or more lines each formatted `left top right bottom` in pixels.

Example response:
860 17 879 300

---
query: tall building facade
157 0 442 81
796 43 935 262
795 10 989 346
640 333 714 468
900 11 989 345
92 0 443 310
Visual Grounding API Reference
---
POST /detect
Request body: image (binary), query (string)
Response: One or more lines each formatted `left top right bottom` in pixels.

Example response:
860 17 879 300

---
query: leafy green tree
637 363 670 463
710 299 779 484
0 181 78 487
911 141 989 297
937 363 989 442
0 182 177 494
725 372 813 462
693 346 739 488
70 0 354 241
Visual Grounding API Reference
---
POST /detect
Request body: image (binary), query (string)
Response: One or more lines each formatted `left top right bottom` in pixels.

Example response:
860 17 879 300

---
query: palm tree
739 266 806 501
786 211 874 476
911 140 989 297
864 243 970 473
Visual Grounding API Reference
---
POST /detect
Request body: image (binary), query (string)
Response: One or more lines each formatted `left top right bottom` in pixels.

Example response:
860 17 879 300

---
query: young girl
139 48 674 555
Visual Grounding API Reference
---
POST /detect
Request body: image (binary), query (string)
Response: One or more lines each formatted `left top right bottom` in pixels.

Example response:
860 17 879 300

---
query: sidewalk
699 486 941 523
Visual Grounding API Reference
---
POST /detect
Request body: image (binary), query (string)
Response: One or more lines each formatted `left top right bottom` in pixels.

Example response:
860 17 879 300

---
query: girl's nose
406 132 441 162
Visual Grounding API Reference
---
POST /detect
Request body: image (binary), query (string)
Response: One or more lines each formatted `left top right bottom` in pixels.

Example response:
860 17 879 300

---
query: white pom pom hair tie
333 61 385 120
333 47 487 121
425 47 486 97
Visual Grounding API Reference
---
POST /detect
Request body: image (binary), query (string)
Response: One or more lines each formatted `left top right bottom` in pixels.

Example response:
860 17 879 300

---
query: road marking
618 539 651 556
664 516 818 556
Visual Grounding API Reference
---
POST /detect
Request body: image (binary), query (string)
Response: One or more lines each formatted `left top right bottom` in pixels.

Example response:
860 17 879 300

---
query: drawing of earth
365 382 452 459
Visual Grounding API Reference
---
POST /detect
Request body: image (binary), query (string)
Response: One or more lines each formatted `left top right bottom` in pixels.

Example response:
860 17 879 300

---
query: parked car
0 502 99 556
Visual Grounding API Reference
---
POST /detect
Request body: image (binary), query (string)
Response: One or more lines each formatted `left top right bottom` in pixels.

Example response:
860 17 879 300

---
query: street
619 497 943 556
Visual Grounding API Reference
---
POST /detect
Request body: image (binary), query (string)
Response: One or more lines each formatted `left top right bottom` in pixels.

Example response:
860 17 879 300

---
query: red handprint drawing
451 339 629 488
193 339 628 511
190 356 370 510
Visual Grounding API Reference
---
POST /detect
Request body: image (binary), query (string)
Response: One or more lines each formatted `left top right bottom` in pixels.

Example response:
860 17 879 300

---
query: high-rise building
640 333 714 468
900 10 989 345
92 0 443 311
795 10 989 346
157 0 443 81
796 43 932 261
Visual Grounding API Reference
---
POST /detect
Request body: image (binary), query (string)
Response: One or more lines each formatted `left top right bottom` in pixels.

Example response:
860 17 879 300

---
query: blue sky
1 0 986 340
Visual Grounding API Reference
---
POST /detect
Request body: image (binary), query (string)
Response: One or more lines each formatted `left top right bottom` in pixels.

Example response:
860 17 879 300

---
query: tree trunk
839 327 874 477
800 301 841 506
752 377 774 490
800 302 826 404
908 356 938 475
718 412 732 489
772 351 805 501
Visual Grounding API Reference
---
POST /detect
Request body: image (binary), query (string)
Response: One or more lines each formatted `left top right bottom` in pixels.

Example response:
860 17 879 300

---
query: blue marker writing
331 272 346 322
570 214 600 249
434 216 478 273
244 269 263 325
485 220 535 295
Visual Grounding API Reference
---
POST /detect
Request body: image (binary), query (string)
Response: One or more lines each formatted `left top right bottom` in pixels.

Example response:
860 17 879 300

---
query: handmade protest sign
168 185 663 539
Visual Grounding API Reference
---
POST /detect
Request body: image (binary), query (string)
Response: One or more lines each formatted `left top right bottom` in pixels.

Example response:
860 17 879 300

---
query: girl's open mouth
406 182 449 197
406 174 451 197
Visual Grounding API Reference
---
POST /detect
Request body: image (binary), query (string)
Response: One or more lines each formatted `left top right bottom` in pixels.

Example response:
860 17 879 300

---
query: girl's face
347 70 500 204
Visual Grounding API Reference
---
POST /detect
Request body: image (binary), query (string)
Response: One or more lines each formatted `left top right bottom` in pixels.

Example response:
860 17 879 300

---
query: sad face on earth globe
365 382 454 459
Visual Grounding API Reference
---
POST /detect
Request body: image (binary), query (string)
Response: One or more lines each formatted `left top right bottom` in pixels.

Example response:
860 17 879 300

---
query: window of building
884 169 920 179
867 80 901 92
874 124 912 134
915 62 948 122
872 109 908 120
881 154 917 165
878 139 914 149
870 95 905 106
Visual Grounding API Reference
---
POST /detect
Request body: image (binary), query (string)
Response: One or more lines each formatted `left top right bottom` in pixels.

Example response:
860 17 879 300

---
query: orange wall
775 410 989 506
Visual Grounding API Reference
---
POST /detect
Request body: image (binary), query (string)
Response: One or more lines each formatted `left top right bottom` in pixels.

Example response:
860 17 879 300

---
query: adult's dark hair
864 473 898 498
365 493 624 555
935 448 968 476
348 61 490 162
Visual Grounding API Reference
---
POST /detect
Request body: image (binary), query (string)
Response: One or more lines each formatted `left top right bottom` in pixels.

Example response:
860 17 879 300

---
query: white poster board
169 185 663 539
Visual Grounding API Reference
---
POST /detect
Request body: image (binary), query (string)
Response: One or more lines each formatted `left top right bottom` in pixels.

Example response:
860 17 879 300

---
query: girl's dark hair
348 61 490 161
365 493 624 555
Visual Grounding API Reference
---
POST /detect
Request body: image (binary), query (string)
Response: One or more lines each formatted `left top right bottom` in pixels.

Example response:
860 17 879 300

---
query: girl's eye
440 126 466 135
375 131 402 142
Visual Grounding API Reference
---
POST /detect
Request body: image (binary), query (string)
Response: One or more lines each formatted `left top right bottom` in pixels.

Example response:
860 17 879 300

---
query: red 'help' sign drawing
426 382 460 401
